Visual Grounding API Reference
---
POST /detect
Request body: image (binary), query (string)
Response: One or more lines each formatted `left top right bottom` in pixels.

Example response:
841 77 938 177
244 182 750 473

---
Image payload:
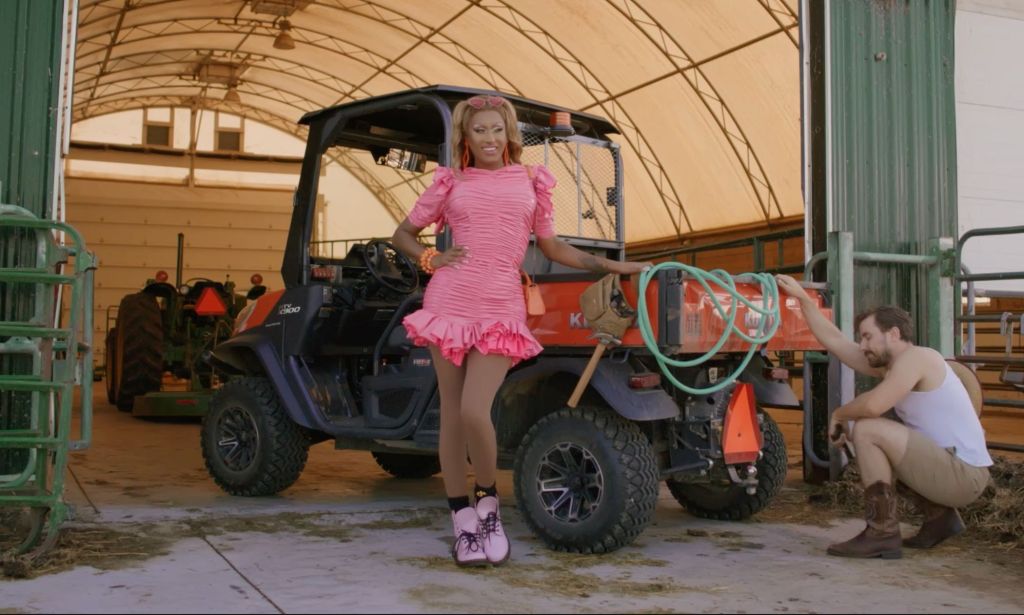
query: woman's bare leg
460 350 512 488
429 346 469 497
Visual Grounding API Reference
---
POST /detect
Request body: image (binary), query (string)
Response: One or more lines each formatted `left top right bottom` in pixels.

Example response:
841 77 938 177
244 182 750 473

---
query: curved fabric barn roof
73 0 802 244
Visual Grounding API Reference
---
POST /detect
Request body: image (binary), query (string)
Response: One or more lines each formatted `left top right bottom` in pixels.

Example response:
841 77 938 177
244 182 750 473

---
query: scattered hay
543 549 669 569
182 512 355 542
812 455 1024 548
962 457 1024 546
1 511 358 580
353 514 436 531
1 519 173 580
489 566 680 599
398 555 687 599
754 486 841 527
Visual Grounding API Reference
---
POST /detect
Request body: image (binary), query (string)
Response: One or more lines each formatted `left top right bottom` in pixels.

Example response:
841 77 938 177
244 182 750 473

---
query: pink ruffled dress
402 164 557 367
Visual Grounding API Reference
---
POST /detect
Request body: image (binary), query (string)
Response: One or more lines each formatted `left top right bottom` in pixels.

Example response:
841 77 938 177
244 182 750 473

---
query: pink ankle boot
475 496 510 565
451 507 488 567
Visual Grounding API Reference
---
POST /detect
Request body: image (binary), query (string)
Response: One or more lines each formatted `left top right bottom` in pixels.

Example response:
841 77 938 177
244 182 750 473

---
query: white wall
67 177 293 365
68 109 402 368
956 3 1024 292
70 109 396 242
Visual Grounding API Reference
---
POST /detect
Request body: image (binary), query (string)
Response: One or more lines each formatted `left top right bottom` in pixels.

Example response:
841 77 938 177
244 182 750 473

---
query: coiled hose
635 263 781 395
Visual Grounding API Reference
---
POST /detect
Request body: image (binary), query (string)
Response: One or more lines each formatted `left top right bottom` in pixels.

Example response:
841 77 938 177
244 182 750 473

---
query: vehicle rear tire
201 377 309 496
371 452 441 479
114 292 163 411
513 406 659 553
666 412 786 520
104 326 119 405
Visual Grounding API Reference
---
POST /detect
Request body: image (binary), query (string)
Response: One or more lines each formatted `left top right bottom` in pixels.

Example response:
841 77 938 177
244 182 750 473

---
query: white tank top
894 363 993 467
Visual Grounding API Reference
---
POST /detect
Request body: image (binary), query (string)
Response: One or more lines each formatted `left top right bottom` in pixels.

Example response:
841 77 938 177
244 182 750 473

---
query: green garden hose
636 263 781 395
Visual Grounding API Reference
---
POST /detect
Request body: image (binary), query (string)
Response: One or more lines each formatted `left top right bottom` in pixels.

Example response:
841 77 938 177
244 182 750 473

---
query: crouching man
776 275 993 559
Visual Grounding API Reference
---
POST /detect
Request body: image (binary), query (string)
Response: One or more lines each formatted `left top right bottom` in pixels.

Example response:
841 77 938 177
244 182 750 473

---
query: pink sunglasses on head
466 95 505 109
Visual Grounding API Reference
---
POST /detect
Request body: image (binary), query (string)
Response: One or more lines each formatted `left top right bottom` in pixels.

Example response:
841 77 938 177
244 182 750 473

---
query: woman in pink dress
391 94 650 567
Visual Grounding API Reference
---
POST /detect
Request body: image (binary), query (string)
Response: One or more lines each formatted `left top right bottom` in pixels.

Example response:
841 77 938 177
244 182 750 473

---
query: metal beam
73 18 403 96
603 0 789 221
73 54 359 103
73 95 422 224
83 0 132 118
331 0 477 104
478 0 692 236
757 0 800 48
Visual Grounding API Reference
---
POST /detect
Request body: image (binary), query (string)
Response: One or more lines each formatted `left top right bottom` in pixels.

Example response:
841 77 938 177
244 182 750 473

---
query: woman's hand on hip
435 245 469 269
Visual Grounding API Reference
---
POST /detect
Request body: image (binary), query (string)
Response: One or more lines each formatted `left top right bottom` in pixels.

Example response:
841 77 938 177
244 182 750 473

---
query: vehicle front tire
201 377 309 496
513 406 659 554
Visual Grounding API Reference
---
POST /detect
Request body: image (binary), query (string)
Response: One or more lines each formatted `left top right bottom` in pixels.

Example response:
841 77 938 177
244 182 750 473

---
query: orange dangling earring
461 142 470 169
502 146 510 166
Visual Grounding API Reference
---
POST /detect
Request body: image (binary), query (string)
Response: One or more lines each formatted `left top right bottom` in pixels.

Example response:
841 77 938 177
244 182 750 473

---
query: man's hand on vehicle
775 274 812 302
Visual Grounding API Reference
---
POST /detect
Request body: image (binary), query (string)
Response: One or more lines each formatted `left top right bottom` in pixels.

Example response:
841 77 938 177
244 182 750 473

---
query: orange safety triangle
194 287 228 316
722 383 763 465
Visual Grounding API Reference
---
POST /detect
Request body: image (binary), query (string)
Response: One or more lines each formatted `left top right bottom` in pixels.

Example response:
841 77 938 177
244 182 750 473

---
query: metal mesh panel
520 130 620 242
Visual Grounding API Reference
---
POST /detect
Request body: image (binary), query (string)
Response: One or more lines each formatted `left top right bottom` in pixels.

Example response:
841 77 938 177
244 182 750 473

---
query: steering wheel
361 239 419 294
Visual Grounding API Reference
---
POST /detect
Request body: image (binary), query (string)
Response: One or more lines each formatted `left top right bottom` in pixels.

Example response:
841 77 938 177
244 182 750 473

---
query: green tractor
105 233 267 413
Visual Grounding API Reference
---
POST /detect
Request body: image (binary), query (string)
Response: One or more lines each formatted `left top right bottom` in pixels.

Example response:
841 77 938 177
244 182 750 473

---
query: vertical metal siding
829 0 958 346
1 0 65 472
0 0 64 217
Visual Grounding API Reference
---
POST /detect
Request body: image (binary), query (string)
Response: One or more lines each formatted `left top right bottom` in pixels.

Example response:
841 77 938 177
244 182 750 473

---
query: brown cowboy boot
827 481 902 559
903 495 965 549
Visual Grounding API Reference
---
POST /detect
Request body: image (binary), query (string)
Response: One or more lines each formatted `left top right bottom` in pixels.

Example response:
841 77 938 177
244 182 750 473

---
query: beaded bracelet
418 247 440 273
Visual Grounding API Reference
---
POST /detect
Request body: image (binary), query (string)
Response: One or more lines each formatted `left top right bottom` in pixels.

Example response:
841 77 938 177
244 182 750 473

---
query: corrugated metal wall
828 0 958 345
0 0 66 472
0 0 64 217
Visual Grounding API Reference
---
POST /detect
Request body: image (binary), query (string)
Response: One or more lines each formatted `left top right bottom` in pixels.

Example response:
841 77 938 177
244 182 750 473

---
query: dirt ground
1 389 1022 613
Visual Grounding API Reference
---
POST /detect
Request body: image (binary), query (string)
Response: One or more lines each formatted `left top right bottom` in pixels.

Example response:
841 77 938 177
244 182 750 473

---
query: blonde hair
451 96 523 169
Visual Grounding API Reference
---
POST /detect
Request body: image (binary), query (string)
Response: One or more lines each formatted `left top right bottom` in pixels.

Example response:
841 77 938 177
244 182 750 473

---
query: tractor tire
201 377 309 496
666 412 787 521
114 292 164 412
513 406 659 554
104 326 119 405
371 452 441 479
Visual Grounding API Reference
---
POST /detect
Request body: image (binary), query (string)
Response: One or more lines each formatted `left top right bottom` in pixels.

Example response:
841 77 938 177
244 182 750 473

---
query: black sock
474 483 497 502
448 496 471 512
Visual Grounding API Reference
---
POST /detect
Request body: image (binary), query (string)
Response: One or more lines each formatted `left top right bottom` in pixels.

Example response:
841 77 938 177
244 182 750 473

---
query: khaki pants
894 429 990 508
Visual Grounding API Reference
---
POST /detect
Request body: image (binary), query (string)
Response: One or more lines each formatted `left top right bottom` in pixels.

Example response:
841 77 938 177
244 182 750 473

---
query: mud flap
722 383 762 465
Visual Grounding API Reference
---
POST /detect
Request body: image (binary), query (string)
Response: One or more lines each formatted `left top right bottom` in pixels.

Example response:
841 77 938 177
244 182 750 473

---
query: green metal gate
1 0 92 557
1 206 95 555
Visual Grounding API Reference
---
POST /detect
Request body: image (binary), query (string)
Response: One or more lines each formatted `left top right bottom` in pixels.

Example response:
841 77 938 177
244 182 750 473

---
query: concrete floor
2 389 1022 614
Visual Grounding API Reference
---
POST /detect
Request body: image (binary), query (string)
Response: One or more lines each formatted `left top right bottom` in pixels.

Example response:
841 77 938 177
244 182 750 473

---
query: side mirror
246 285 267 301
